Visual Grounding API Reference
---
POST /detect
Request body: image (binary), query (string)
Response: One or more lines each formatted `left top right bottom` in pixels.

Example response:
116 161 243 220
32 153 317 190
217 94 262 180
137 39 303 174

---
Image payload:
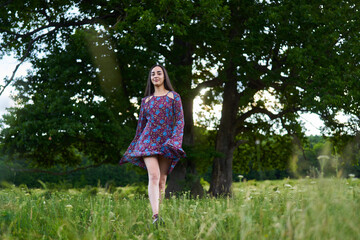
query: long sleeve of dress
170 92 185 146
162 92 186 158
134 98 147 139
125 98 147 153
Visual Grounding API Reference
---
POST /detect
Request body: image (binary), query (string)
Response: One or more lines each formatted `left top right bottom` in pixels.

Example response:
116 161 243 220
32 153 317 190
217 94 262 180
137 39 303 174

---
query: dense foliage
1 0 359 195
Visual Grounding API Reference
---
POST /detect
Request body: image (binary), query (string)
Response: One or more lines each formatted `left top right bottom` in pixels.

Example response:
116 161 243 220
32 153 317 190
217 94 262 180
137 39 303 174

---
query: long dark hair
144 64 175 97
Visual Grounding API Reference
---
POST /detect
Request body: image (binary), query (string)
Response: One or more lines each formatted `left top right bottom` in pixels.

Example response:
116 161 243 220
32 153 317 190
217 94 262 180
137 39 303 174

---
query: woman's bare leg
143 156 161 216
158 155 172 204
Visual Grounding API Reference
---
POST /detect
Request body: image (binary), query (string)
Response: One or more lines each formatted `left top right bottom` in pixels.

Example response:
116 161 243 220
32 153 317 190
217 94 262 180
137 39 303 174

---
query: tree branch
234 139 249 149
235 106 300 134
0 27 58 95
190 77 222 98
2 13 117 40
0 12 119 96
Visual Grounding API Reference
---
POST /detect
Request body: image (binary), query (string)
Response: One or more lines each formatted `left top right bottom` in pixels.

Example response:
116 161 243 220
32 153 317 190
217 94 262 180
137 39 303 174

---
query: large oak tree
1 0 359 197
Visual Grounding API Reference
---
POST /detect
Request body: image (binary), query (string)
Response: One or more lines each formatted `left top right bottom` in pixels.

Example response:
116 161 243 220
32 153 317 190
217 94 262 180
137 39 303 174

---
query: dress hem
119 145 186 175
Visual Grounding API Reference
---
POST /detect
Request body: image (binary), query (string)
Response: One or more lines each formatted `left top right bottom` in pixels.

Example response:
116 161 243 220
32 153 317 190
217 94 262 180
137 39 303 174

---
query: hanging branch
0 12 119 95
0 27 58 95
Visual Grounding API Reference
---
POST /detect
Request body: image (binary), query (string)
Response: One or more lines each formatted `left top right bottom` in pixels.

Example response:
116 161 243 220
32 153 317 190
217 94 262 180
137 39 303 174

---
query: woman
119 64 186 226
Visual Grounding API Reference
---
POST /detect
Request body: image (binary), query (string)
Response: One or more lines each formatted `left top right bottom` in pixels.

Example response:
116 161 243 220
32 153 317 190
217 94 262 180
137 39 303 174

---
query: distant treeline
234 135 360 181
0 161 148 188
1 136 359 188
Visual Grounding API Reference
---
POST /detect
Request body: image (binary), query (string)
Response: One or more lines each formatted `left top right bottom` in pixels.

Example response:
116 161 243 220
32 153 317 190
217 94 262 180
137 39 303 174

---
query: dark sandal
152 214 165 227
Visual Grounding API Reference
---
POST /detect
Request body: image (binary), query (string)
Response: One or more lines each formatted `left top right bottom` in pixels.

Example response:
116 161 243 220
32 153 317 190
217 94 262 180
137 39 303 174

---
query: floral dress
119 91 186 174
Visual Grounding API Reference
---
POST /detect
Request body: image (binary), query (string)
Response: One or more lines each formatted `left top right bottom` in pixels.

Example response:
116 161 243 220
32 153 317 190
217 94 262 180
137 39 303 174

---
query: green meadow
1 178 359 240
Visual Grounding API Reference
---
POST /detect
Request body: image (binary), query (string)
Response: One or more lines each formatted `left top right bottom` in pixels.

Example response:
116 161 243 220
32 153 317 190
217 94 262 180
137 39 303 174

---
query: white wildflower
245 196 253 201
317 155 330 160
274 222 282 228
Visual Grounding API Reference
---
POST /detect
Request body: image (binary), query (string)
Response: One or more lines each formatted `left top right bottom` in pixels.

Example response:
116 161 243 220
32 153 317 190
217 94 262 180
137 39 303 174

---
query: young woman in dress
119 64 186 225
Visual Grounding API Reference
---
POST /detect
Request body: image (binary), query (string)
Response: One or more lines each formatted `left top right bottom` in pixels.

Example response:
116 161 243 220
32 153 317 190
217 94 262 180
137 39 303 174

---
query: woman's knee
148 170 160 184
159 175 167 189
144 156 160 184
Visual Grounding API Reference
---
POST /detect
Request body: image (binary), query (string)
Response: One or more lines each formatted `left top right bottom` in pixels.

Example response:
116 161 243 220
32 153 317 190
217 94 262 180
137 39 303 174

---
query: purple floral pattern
119 91 186 174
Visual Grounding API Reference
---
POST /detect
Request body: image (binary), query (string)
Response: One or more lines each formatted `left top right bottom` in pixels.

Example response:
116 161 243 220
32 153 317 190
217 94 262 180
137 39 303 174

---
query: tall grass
0 177 359 239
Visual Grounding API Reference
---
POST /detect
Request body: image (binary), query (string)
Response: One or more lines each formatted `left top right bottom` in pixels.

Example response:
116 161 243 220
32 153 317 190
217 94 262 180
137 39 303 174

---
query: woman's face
151 66 165 87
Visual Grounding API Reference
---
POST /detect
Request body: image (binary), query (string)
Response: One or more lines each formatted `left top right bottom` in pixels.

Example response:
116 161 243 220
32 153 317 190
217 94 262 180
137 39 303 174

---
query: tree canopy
1 0 359 196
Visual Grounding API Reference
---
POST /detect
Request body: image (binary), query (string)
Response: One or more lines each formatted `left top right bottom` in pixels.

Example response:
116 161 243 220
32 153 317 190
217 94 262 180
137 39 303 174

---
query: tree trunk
209 64 239 197
166 96 204 198
165 37 204 198
165 161 186 197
